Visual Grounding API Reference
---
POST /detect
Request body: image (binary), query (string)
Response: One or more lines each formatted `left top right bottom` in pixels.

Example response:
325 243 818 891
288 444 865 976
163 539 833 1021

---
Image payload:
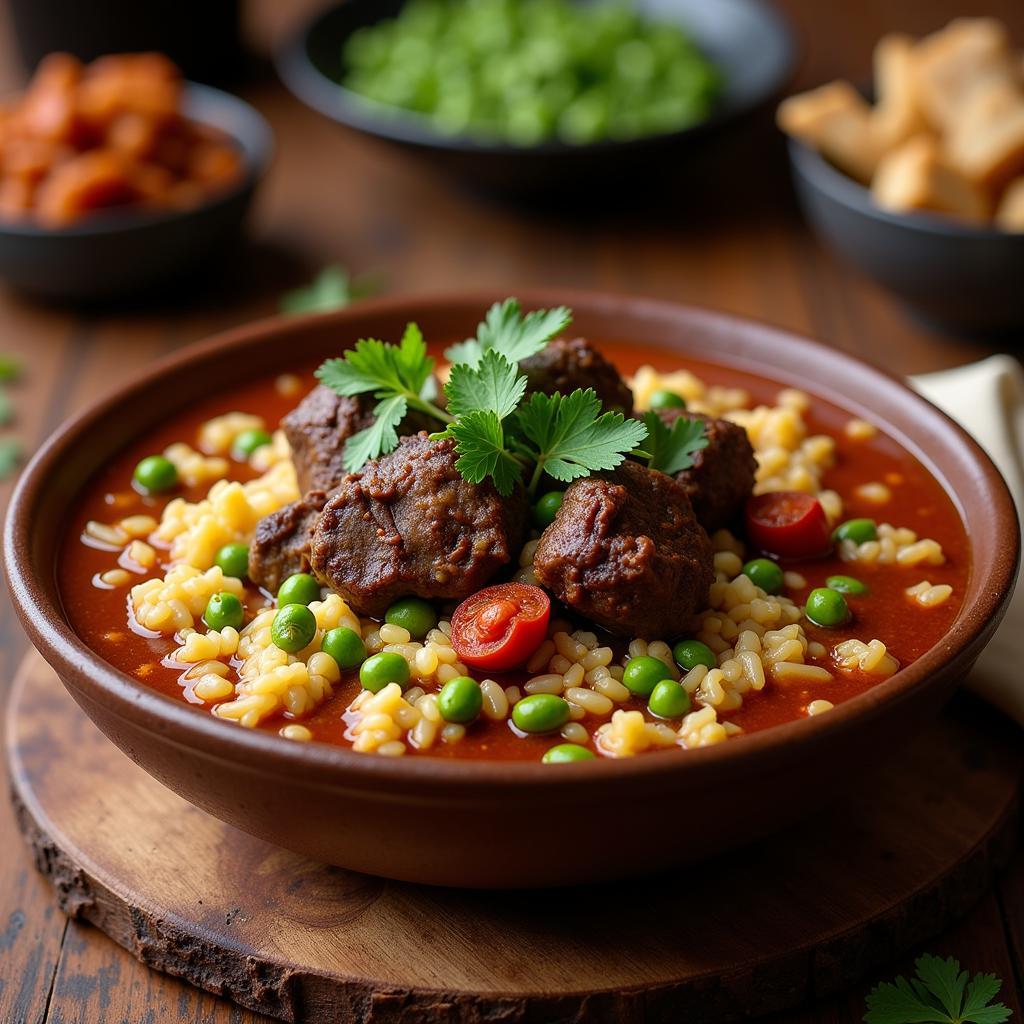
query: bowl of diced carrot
0 52 271 301
778 17 1024 336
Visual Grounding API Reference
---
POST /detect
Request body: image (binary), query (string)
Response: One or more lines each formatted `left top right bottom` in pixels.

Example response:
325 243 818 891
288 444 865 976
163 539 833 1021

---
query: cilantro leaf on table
0 354 21 382
445 298 572 367
0 437 20 479
280 265 378 315
642 411 708 476
449 409 523 497
445 349 527 420
864 955 1011 1024
515 388 648 489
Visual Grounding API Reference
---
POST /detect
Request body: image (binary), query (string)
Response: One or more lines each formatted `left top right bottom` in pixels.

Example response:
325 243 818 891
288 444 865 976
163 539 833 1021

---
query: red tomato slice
450 583 551 672
745 491 832 560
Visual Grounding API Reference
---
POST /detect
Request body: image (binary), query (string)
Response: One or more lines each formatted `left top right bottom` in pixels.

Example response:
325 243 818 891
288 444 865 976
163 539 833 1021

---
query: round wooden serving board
7 651 1022 1023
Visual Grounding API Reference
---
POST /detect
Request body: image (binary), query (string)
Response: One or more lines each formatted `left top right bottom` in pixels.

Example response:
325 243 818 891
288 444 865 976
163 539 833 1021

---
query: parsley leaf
280 265 379 315
445 349 526 420
342 395 407 474
864 955 1011 1024
449 409 523 497
445 298 572 366
515 389 648 488
642 411 708 475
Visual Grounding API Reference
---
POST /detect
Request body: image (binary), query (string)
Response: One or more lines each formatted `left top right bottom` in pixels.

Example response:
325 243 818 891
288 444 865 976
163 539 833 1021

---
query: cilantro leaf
444 298 571 366
0 437 20 480
449 409 523 497
0 387 11 427
317 322 434 400
342 395 407 473
642 411 708 476
515 389 648 485
961 975 1010 1022
280 265 379 315
0 354 20 382
445 349 526 420
864 955 1011 1024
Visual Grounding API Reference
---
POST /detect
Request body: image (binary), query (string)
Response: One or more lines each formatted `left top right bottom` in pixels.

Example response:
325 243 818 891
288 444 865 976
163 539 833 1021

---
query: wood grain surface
0 0 1022 1022
6 651 1022 1023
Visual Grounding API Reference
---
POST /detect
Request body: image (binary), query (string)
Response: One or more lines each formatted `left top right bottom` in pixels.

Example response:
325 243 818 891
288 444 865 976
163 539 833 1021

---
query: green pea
438 676 483 723
622 655 671 697
542 743 596 763
648 678 690 719
512 694 571 734
384 597 437 639
321 627 366 670
673 639 716 671
203 591 243 631
805 588 851 627
826 574 870 596
833 518 877 544
133 454 178 494
271 603 317 653
233 428 273 459
277 573 321 607
359 651 410 693
214 543 249 580
648 389 687 410
532 490 564 529
742 557 784 595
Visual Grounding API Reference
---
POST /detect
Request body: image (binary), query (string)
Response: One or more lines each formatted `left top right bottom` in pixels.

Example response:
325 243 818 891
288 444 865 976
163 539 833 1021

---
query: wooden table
0 1 1021 1020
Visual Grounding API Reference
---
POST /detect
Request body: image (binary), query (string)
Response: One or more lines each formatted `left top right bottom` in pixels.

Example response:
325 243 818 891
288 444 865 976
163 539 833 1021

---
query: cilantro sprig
444 298 572 367
864 955 1011 1024
315 298 706 496
316 322 452 472
641 410 709 476
280 264 379 315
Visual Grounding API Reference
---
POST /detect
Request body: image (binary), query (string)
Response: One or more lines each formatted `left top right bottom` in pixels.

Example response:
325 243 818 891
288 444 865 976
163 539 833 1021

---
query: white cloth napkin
909 355 1024 724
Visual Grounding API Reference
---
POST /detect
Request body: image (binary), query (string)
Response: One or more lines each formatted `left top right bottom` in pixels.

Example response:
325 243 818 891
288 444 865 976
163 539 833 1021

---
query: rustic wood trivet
6 651 1021 1023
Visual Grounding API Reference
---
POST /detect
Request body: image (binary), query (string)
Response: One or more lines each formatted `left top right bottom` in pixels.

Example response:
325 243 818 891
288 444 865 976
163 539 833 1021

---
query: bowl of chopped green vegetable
275 0 795 193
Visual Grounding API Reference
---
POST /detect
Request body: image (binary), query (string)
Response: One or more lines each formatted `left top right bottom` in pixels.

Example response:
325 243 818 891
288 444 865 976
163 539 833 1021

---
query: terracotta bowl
4 292 1019 888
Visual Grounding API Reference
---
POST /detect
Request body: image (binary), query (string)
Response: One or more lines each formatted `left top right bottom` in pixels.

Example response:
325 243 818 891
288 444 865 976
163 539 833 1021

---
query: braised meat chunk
310 434 528 617
281 385 375 494
248 490 331 595
533 461 714 638
520 337 634 414
658 409 756 532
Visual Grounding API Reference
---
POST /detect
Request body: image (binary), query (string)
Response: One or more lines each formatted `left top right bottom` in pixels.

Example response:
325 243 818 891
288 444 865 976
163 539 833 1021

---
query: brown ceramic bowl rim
4 289 1019 792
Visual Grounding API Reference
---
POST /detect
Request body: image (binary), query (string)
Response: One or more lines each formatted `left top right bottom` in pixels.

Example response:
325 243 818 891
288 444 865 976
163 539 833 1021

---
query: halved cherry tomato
450 583 550 672
745 491 832 560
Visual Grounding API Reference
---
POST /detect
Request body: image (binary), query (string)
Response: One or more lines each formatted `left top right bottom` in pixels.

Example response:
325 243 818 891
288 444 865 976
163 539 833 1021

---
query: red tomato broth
58 341 970 761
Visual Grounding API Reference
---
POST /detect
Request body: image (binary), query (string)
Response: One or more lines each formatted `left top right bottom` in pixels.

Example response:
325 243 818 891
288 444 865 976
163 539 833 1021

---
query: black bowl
0 83 272 302
275 0 795 195
788 138 1024 337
